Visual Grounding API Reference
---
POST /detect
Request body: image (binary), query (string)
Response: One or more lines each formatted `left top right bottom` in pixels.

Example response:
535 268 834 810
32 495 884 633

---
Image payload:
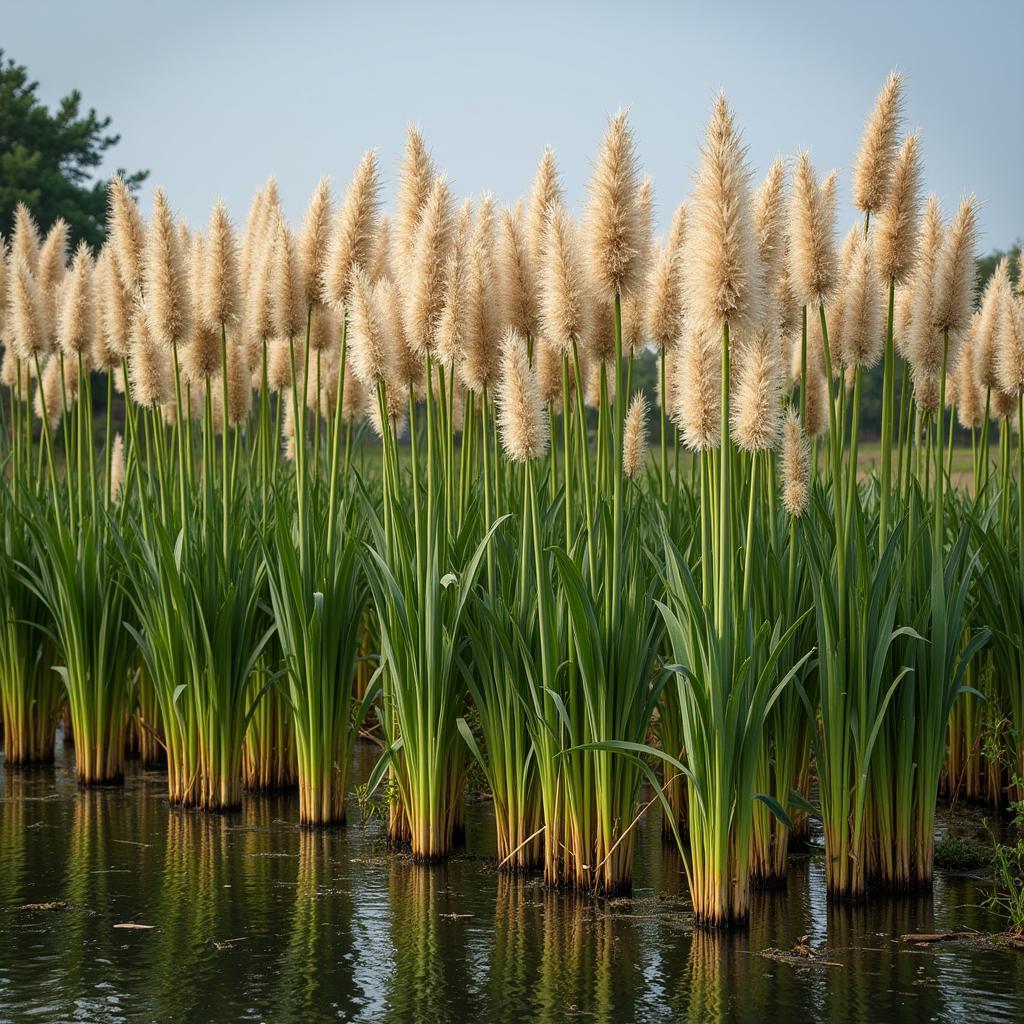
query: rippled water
1 739 1021 1023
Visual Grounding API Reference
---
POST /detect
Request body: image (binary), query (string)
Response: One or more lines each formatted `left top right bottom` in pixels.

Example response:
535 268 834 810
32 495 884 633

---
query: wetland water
1 739 1021 1023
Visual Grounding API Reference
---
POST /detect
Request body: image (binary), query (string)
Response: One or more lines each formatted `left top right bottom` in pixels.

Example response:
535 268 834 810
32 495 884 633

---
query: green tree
0 50 147 248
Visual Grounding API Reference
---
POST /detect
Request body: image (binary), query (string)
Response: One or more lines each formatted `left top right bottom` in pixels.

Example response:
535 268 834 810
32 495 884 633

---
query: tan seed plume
906 195 945 373
974 260 1009 392
779 408 810 516
496 328 548 462
853 71 903 214
996 290 1024 397
623 391 649 478
528 147 563 270
368 214 393 284
676 323 721 451
109 433 125 503
395 127 436 271
645 236 683 351
97 245 132 359
873 132 922 285
347 265 390 387
58 242 95 356
128 311 170 408
955 317 985 430
270 211 308 340
322 152 381 309
931 195 978 361
584 111 646 298
754 159 788 310
789 152 838 308
375 277 419 393
538 205 589 357
733 325 783 450
10 203 42 273
202 200 241 328
183 234 222 382
497 204 536 337
682 93 759 334
107 175 146 297
144 189 191 347
840 229 885 368
298 176 333 310
8 257 48 359
403 175 453 356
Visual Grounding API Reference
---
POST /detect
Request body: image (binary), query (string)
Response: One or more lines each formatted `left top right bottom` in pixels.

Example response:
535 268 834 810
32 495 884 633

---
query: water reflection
1 753 1023 1023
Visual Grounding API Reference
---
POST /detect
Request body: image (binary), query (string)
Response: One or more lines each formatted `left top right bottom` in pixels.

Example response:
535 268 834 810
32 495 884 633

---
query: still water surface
1 740 1021 1023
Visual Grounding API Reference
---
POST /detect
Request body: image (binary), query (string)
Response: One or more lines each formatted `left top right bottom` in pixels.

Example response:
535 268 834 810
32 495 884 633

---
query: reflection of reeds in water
276 829 360 1020
149 811 232 1020
684 930 737 1024
825 896 945 1022
383 861 482 1022
489 874 542 1016
0 770 28 904
535 892 624 1023
386 865 449 1020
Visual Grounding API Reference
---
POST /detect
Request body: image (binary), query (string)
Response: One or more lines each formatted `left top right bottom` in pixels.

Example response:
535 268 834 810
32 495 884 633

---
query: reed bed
1 73 1022 927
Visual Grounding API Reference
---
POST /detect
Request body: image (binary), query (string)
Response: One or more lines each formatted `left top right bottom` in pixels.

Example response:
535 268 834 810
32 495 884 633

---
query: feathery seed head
8 257 47 359
528 147 563 270
403 175 453 355
676 322 721 451
496 328 548 462
789 152 838 307
107 175 146 296
874 131 922 284
10 203 41 273
144 189 191 347
996 291 1024 397
779 408 810 515
497 204 536 337
931 195 978 352
58 242 95 355
853 71 903 214
682 94 760 333
347 265 390 387
298 176 333 310
270 211 307 339
973 258 1009 391
905 195 946 373
109 433 125 503
840 229 885 368
623 390 649 478
733 325 784 450
395 127 436 272
322 152 381 308
538 205 589 356
202 200 241 327
584 111 646 297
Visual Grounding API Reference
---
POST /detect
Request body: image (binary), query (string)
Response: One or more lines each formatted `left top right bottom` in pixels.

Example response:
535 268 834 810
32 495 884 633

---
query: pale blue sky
5 0 1023 252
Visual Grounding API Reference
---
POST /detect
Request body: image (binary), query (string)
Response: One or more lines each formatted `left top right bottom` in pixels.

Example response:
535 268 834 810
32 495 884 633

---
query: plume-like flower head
779 408 810 515
144 189 191 346
623 391 649 478
584 111 646 297
852 71 903 214
496 328 548 461
682 94 759 333
322 152 382 308
873 131 922 285
202 200 241 327
789 152 838 308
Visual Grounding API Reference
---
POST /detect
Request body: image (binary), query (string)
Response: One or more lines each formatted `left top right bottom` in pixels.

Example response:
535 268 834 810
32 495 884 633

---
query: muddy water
1 739 1021 1023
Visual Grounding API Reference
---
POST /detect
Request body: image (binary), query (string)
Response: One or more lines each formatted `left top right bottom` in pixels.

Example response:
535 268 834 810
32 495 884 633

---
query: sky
4 0 1023 252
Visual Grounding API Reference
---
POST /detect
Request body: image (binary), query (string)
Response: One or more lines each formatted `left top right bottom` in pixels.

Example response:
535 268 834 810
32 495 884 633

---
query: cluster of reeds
1 72 1021 927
